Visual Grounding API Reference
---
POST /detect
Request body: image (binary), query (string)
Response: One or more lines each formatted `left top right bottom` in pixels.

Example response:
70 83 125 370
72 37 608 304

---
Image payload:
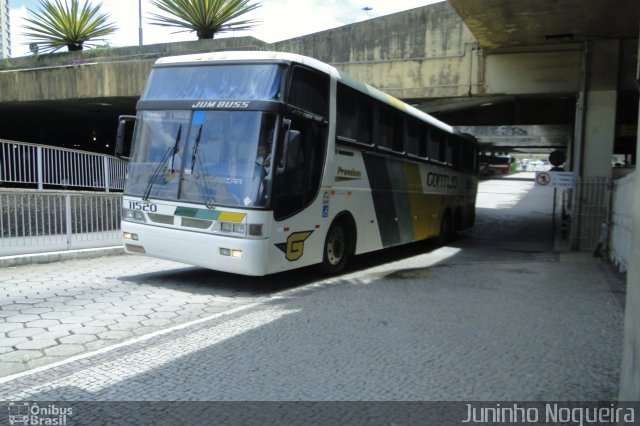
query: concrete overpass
1 0 637 172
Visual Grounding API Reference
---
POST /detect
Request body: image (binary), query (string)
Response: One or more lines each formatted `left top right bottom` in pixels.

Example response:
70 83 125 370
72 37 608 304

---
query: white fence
0 190 123 256
0 140 126 256
0 139 127 191
569 177 611 251
610 172 635 272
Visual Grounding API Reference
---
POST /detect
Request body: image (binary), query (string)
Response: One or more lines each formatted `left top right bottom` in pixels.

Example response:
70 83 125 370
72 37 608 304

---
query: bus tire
319 221 350 274
453 208 462 236
436 211 452 246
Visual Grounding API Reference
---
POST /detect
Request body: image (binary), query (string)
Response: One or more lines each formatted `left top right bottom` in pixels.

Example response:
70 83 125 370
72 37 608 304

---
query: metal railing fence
0 139 127 191
568 176 611 251
0 189 123 256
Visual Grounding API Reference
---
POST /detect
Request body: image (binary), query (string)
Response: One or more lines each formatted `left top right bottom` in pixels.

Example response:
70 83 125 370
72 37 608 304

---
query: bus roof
155 50 336 74
154 51 456 135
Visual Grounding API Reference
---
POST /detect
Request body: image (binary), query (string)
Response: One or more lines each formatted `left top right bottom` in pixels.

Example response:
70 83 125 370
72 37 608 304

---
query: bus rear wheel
436 212 453 246
319 222 350 274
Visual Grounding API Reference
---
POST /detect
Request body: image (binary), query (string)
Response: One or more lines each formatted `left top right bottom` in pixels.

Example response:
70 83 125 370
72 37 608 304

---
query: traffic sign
535 171 575 189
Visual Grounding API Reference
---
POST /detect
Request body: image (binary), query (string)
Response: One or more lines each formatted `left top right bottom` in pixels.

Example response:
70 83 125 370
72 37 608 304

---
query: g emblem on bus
276 231 314 261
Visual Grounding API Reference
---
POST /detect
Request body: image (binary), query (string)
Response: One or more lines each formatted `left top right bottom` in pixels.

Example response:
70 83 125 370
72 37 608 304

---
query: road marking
3 306 299 399
0 300 264 386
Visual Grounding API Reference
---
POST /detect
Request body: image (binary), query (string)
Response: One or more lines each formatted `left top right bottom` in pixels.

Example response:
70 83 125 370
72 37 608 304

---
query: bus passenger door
273 116 326 220
273 65 329 221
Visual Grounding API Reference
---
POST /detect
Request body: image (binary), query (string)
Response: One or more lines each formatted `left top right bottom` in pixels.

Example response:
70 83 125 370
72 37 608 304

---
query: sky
9 0 443 57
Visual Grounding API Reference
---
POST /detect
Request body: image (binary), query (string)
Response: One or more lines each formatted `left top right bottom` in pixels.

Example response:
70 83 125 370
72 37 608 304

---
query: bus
480 154 517 176
117 51 478 276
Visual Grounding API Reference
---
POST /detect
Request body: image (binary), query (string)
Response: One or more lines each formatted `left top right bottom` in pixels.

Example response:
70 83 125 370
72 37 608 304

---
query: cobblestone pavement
0 257 280 377
0 176 626 411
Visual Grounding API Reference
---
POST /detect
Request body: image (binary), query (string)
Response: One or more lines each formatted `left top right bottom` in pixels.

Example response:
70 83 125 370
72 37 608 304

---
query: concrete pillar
574 40 620 179
618 31 640 402
570 40 620 250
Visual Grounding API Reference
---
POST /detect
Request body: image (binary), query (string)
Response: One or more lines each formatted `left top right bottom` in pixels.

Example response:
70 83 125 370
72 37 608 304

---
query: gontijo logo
426 172 458 189
275 231 314 261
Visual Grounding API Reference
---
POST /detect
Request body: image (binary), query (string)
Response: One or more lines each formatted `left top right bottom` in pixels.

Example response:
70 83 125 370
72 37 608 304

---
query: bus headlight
214 221 262 237
123 208 147 223
215 221 247 236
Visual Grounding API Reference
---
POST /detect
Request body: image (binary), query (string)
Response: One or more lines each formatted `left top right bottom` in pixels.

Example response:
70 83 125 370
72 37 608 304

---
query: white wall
618 34 640 402
610 173 635 272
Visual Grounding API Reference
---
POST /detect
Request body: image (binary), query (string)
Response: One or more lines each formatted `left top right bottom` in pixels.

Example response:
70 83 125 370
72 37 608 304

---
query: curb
0 246 125 268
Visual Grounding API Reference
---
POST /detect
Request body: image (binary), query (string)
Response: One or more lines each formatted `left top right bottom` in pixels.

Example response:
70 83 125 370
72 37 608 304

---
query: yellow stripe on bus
217 212 246 222
384 94 408 111
404 163 430 240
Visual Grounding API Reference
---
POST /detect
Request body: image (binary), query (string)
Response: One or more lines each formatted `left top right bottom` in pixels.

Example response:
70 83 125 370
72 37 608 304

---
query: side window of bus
274 68 329 220
376 106 393 149
289 66 328 118
336 84 372 144
374 106 404 153
460 141 478 173
392 114 405 152
446 138 460 169
427 128 442 162
406 119 424 157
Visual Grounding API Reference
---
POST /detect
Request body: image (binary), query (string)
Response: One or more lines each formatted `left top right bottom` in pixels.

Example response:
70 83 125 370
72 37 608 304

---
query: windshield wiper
188 125 217 209
143 125 182 201
170 125 182 172
190 125 203 171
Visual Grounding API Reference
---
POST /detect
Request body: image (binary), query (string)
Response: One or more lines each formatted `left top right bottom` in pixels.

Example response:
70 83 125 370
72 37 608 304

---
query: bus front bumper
122 222 270 276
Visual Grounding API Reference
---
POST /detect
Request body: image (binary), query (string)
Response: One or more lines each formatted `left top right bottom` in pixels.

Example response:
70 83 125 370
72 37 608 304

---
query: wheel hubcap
326 227 345 266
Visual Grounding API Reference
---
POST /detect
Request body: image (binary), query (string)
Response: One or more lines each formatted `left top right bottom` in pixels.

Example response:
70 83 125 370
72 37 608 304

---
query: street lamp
138 0 143 46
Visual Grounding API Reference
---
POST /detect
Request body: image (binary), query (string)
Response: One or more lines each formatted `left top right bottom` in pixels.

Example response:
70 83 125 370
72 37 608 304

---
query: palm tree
148 0 261 40
22 0 117 53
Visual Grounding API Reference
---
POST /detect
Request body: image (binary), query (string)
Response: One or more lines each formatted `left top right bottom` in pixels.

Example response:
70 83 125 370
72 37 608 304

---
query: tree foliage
23 0 117 53
148 0 261 39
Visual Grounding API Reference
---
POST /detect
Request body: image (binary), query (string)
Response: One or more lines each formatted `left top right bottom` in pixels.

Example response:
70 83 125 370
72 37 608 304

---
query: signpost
535 171 575 245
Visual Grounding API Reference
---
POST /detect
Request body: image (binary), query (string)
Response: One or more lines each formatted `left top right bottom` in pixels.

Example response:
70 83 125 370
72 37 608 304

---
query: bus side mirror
277 129 301 174
116 115 136 159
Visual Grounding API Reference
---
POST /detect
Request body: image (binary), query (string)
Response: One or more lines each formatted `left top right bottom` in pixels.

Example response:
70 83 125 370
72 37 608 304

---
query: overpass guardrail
1 139 127 192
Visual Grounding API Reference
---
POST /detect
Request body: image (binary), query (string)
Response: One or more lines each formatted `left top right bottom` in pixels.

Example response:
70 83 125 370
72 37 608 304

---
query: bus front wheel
319 222 350 274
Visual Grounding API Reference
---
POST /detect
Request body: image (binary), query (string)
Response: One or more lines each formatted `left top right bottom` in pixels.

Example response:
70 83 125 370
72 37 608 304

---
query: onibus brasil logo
8 402 73 425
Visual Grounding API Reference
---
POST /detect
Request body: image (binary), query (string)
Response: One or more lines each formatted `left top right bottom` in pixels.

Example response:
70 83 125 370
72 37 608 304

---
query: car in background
480 155 517 176
528 159 552 171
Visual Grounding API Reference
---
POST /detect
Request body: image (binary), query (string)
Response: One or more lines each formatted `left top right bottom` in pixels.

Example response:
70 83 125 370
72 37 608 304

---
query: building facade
0 0 10 59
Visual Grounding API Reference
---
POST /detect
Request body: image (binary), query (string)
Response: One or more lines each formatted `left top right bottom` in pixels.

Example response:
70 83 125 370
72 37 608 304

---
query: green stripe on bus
174 207 220 221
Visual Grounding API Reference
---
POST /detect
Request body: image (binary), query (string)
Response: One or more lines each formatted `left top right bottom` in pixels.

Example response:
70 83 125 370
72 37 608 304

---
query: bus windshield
125 110 277 208
142 64 282 101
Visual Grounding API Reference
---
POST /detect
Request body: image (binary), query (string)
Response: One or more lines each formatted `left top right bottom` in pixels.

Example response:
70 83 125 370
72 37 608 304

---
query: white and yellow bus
117 51 478 276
